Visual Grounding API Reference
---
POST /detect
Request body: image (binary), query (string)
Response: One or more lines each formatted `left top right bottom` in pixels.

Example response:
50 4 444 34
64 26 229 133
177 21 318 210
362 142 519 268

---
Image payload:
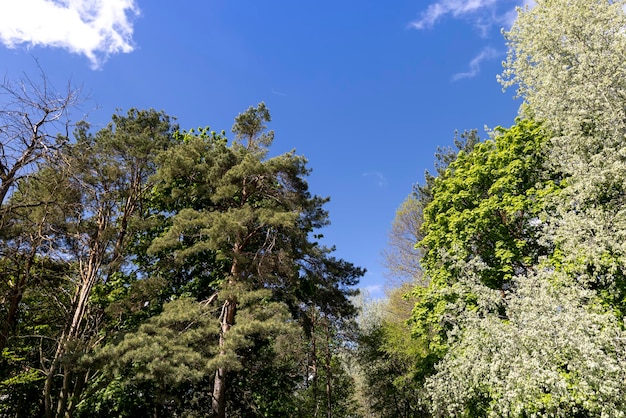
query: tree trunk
310 313 320 417
212 298 236 418
325 318 332 418
211 249 240 418
44 214 106 418
45 273 99 417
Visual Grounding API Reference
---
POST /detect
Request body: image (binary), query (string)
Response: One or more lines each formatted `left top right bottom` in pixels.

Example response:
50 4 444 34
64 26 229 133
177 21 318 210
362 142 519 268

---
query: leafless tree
0 66 82 209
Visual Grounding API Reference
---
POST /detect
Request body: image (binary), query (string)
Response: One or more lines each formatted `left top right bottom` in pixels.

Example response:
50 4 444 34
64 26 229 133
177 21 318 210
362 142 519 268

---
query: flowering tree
423 1 626 414
501 0 626 308
427 264 626 417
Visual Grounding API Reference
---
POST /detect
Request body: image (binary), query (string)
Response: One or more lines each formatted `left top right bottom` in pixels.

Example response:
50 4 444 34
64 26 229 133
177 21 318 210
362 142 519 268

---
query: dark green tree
105 103 363 417
355 282 431 418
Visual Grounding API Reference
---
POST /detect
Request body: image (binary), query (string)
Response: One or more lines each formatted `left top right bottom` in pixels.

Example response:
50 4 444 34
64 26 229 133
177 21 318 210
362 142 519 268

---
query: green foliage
295 357 360 418
232 102 275 153
291 309 361 418
0 353 45 417
90 103 363 416
416 129 480 207
355 283 432 417
225 330 306 417
420 119 557 289
412 120 561 354
147 123 312 280
98 298 220 386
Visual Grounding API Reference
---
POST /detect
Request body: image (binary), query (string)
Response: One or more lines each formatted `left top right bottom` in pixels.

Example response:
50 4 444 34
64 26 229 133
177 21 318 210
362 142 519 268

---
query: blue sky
0 0 530 298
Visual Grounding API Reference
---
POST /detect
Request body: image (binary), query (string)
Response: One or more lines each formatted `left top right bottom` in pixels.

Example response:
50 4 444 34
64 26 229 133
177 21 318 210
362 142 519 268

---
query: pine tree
142 103 362 417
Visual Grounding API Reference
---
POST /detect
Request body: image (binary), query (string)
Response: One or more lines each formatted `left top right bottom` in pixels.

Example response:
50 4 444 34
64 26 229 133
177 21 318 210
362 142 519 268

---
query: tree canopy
0 101 363 418
6 1 626 415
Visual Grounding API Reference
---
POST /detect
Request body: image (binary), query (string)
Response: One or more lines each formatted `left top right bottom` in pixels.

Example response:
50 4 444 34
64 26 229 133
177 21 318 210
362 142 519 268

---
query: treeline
0 85 364 417
357 0 626 416
5 0 626 416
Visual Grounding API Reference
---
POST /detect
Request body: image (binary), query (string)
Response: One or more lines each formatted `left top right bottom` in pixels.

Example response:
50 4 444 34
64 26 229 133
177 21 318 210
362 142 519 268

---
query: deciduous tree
501 0 626 312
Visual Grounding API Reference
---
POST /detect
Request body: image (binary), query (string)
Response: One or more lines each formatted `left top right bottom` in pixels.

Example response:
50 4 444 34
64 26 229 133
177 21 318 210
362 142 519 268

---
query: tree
500 0 626 141
293 306 361 418
411 119 560 356
419 2 626 413
426 263 626 417
141 103 362 417
86 292 298 418
382 196 425 285
355 282 431 418
0 108 176 418
0 69 83 417
0 69 81 356
500 0 626 314
0 68 80 210
0 173 73 356
419 120 556 289
0 94 362 416
93 297 220 417
5 109 177 418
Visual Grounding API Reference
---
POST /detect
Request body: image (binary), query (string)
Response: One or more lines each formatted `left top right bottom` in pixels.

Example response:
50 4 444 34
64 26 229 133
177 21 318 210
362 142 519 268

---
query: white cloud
271 88 288 97
410 0 536 33
451 46 498 81
0 0 139 69
410 0 499 30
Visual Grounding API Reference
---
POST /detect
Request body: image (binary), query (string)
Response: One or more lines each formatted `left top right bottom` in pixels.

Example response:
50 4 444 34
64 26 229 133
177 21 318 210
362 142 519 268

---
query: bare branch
0 65 83 208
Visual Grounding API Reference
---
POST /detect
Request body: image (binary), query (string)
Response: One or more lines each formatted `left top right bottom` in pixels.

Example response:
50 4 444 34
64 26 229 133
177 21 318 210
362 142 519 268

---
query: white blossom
427 271 626 417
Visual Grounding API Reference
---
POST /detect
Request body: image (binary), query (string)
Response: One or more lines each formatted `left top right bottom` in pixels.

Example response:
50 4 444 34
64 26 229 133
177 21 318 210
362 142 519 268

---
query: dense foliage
370 1 626 416
0 96 363 417
4 1 626 416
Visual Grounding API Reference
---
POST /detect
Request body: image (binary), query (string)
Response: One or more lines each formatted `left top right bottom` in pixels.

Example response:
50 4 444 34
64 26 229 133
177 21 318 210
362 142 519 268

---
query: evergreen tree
109 103 363 417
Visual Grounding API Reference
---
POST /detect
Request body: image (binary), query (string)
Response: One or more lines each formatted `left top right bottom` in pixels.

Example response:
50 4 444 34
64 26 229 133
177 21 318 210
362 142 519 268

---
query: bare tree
381 195 426 286
0 67 81 210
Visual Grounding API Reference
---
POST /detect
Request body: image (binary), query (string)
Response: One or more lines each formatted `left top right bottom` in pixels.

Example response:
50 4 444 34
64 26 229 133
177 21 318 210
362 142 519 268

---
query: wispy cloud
451 46 498 81
0 0 140 69
410 0 535 33
410 0 499 30
362 171 388 187
271 88 288 97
